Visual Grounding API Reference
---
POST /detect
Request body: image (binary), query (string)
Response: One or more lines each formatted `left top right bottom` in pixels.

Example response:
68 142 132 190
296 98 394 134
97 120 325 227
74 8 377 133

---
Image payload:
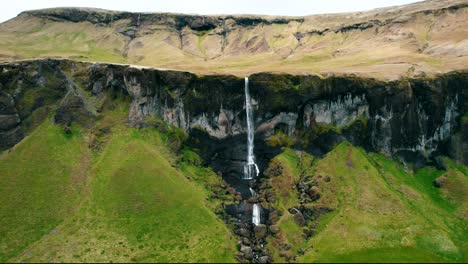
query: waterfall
252 204 261 226
243 77 261 225
243 77 260 180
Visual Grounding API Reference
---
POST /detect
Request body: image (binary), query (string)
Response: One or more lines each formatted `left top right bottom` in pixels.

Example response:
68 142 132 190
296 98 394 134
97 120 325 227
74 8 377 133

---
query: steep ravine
0 58 467 262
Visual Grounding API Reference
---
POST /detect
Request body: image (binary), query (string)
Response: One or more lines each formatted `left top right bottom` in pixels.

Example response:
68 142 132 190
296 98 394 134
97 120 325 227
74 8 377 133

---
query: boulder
235 227 250 237
0 114 20 132
240 245 253 260
293 211 306 226
288 207 301 215
254 224 268 239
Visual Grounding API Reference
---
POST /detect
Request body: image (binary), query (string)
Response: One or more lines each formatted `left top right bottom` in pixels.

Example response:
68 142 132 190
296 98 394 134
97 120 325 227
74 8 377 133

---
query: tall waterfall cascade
243 77 261 226
243 77 260 180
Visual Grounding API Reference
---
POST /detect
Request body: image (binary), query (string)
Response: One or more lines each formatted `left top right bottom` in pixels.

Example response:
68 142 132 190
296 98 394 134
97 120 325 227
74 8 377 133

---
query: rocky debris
233 220 271 262
433 175 449 188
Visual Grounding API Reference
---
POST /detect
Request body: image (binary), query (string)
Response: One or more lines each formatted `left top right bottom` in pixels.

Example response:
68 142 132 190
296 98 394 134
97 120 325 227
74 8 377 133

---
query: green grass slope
303 143 467 263
0 121 88 261
0 111 236 262
262 143 467 263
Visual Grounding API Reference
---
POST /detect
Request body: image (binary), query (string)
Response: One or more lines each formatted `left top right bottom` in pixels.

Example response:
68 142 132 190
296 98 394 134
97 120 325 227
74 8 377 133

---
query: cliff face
1 59 466 168
0 0 467 79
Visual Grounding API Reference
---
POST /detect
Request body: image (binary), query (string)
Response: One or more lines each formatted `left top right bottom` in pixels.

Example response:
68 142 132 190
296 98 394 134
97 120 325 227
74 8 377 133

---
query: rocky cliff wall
0 59 466 166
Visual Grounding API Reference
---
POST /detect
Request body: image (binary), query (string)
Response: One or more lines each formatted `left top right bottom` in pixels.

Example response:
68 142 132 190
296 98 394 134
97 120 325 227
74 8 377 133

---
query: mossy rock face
0 60 72 149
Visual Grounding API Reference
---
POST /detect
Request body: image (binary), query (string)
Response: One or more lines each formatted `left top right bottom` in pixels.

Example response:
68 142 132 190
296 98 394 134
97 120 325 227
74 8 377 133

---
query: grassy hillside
262 143 467 263
0 107 237 262
0 121 88 261
0 110 466 263
0 0 467 79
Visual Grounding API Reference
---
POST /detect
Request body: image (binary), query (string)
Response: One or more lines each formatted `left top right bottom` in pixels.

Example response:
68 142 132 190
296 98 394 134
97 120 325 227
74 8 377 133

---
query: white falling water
243 77 261 225
252 204 261 225
243 77 260 180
